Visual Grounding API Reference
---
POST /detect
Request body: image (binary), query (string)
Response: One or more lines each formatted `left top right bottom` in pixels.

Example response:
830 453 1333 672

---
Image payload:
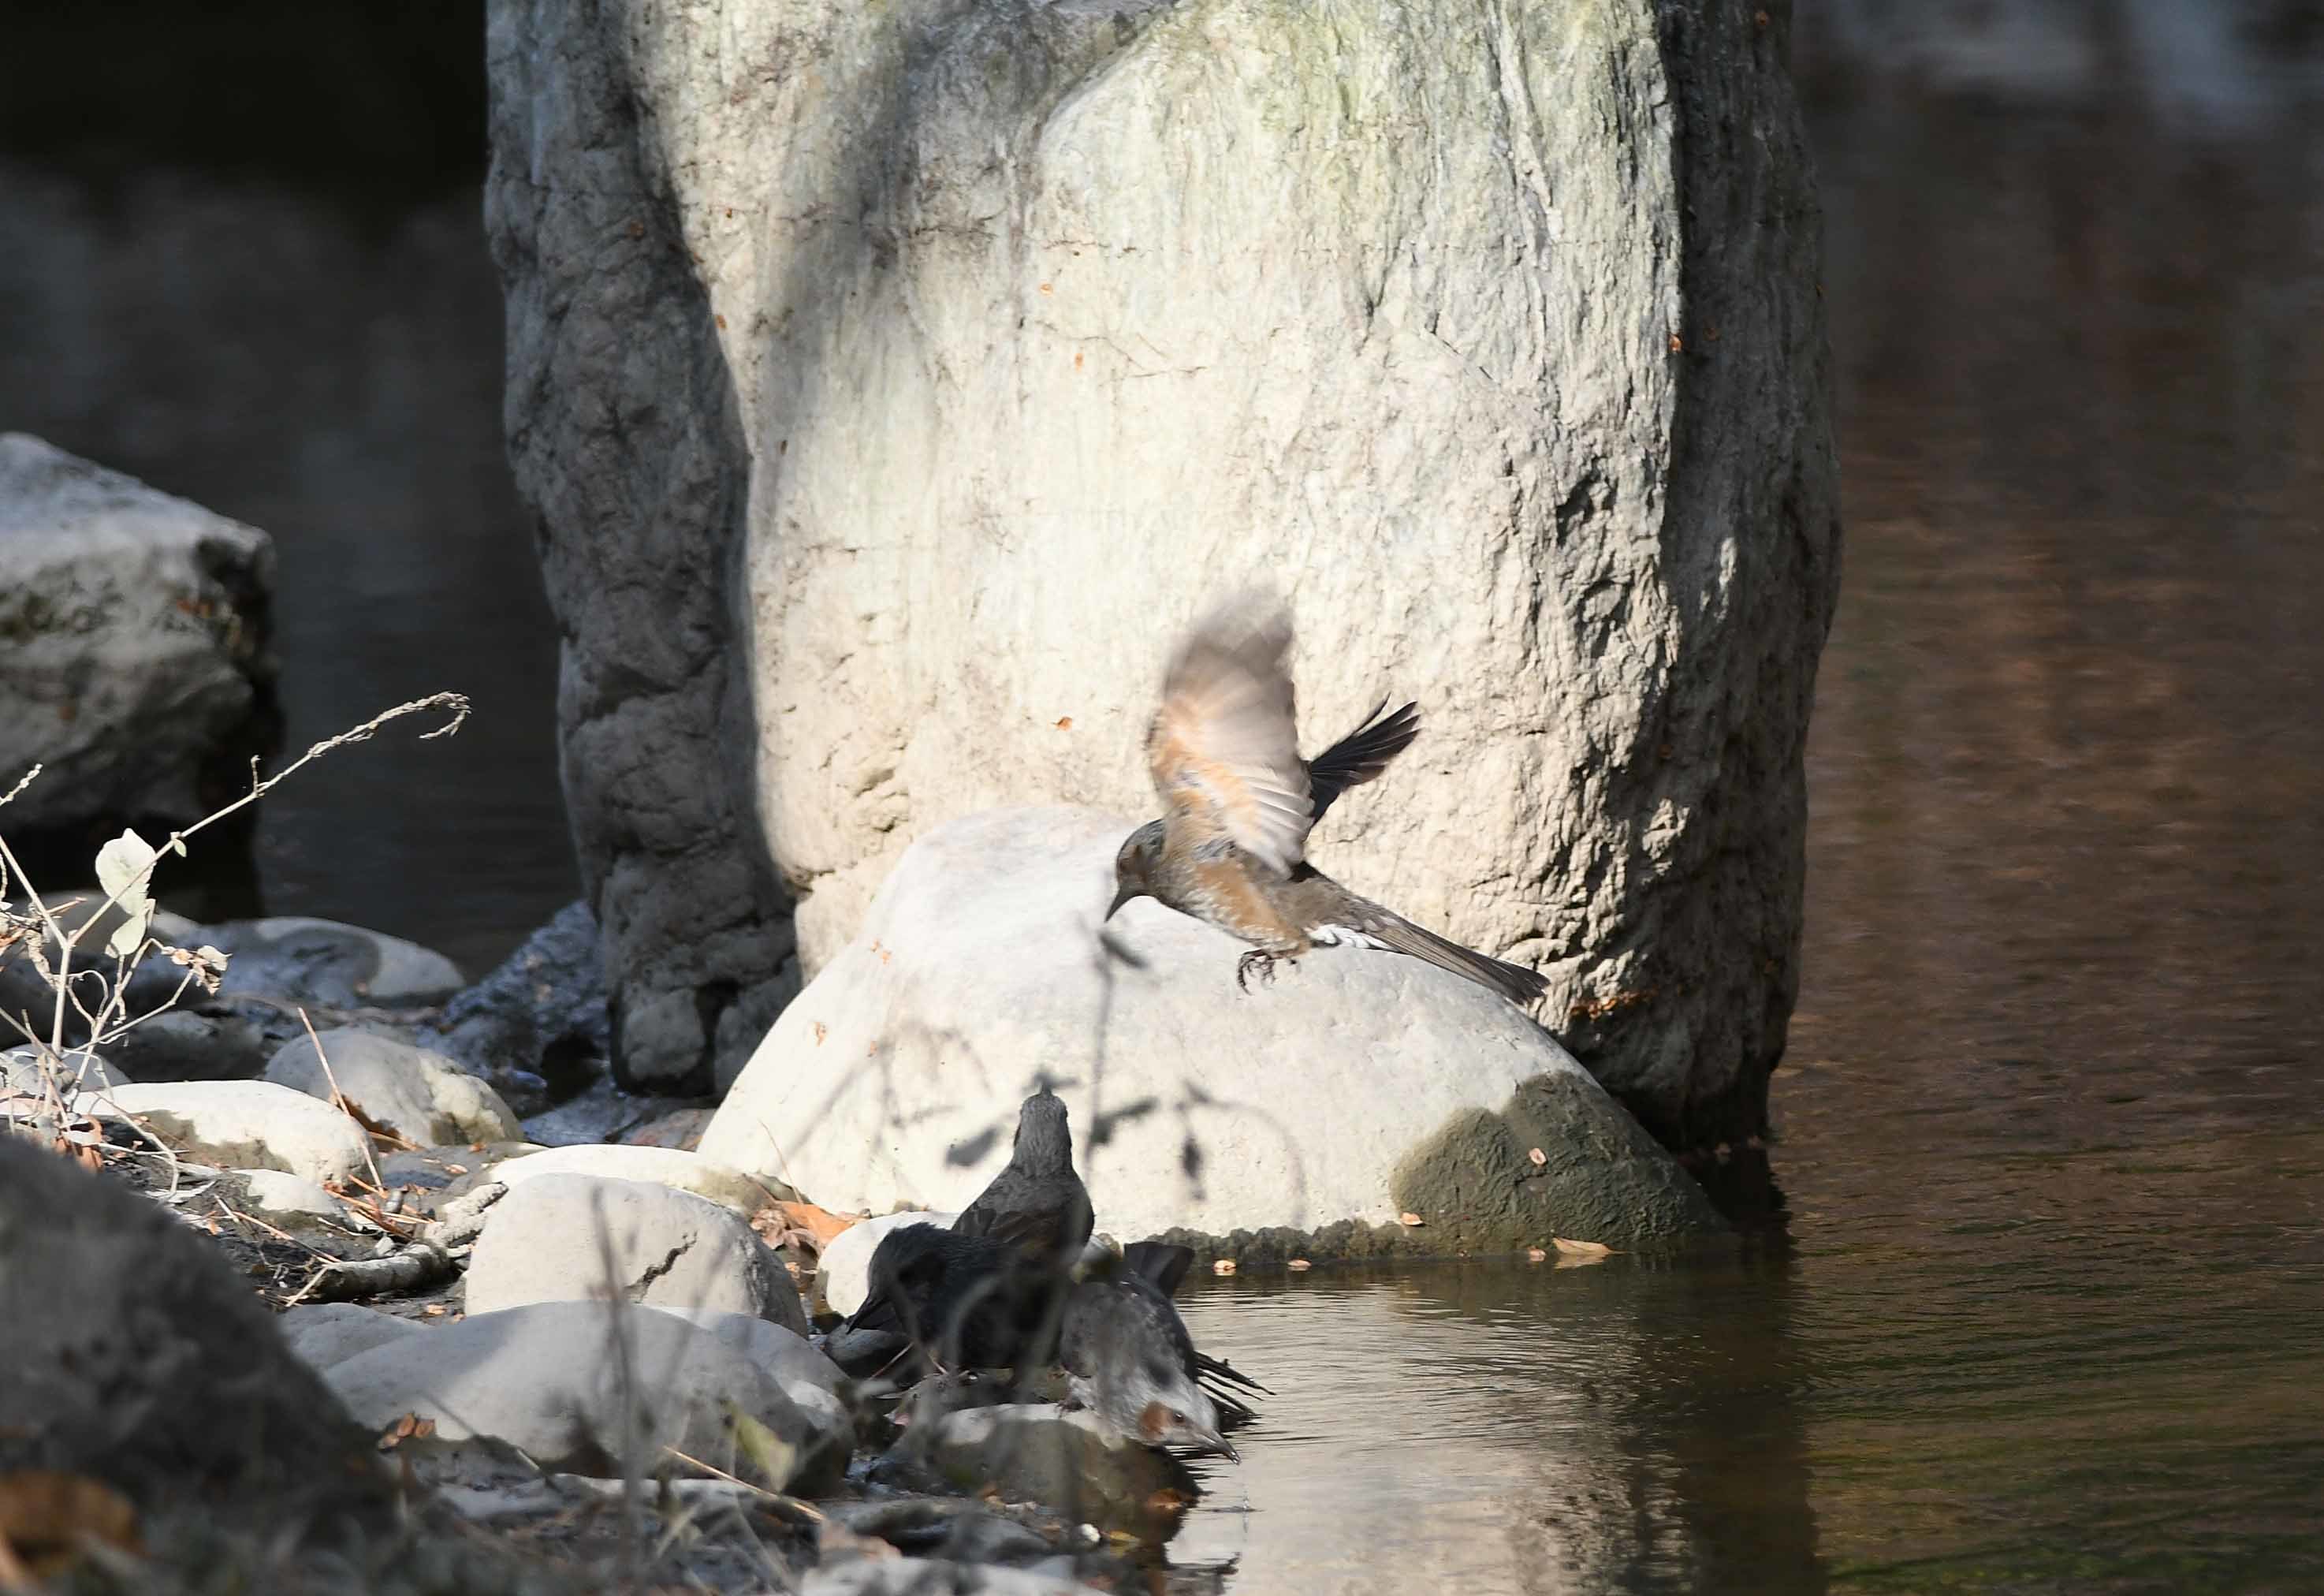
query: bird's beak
1197 1423 1238 1463
1104 885 1134 922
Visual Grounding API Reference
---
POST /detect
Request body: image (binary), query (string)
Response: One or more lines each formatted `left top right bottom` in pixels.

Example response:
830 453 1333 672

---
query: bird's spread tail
1362 914 1549 1008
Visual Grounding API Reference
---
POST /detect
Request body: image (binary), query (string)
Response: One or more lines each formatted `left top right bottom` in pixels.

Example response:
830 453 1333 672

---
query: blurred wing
1146 596 1313 873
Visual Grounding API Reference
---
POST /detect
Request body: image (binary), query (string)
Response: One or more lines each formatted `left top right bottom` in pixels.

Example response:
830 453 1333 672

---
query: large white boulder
265 1028 518 1147
700 808 1720 1251
464 1172 808 1334
87 1078 372 1187
0 433 275 830
485 0 1842 1145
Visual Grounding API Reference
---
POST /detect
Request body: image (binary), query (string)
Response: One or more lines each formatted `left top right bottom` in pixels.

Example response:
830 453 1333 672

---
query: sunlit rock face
486 0 1838 1135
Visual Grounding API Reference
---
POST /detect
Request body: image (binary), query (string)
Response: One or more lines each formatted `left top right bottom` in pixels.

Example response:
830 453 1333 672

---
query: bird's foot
1235 949 1294 993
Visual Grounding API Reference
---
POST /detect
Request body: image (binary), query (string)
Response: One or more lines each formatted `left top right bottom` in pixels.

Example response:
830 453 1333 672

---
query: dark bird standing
839 1221 1064 1374
1106 596 1550 1006
950 1087 1093 1268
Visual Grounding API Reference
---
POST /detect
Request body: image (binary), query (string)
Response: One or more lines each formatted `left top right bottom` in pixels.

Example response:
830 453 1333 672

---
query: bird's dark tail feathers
1306 699 1423 823
1368 915 1549 1008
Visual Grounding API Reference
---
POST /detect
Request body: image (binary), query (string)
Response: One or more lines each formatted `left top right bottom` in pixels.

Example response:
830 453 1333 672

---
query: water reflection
1168 1256 1823 1594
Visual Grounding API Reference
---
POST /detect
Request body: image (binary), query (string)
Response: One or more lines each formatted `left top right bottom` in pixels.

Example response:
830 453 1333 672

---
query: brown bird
1105 596 1549 1006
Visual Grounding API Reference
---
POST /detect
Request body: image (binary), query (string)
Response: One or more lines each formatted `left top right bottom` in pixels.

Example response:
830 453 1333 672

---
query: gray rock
891 1403 1196 1538
464 1173 808 1334
2 1043 127 1097
483 1141 784 1215
263 1027 519 1146
802 1558 1097 1596
429 901 610 1114
645 1305 854 1438
219 1167 364 1236
279 1303 423 1373
514 1075 708 1148
320 1299 847 1490
94 1006 275 1083
0 433 277 832
482 0 1840 1139
84 1078 372 1186
817 1210 959 1318
202 915 464 1009
700 808 1723 1251
0 1137 388 1530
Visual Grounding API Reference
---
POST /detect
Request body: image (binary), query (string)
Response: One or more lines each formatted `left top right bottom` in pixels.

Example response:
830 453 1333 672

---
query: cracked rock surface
462 1170 807 1333
486 0 1838 1146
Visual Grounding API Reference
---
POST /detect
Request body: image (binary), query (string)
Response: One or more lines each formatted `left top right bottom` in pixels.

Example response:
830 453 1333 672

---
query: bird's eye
1170 1409 1187 1425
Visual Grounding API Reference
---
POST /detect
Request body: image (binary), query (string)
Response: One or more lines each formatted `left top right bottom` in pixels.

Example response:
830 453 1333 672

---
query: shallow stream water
6 3 2321 1590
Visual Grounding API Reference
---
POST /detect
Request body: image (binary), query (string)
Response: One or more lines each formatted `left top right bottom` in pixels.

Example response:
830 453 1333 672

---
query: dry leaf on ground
0 1470 140 1582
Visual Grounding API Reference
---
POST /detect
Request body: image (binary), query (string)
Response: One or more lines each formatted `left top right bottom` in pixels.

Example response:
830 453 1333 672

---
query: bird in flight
1107 593 1548 1006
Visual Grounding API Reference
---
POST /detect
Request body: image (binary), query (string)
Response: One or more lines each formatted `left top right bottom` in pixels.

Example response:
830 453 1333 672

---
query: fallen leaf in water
812 1021 827 1045
422 1303 446 1318
1527 1147 1547 1165
1212 1259 1236 1275
0 1470 141 1579
1286 1258 1311 1271
1054 716 1073 729
1527 1247 1548 1262
443 1164 466 1176
1551 1236 1613 1257
1398 1212 1425 1228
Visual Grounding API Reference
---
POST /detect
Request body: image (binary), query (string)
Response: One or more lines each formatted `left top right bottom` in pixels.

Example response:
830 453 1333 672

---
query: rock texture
700 808 1719 1251
0 433 277 832
429 900 611 1114
485 0 1840 1143
0 1139 388 1533
265 1027 520 1147
484 1141 780 1214
464 1171 808 1333
202 916 465 1009
321 1300 847 1490
87 1078 373 1186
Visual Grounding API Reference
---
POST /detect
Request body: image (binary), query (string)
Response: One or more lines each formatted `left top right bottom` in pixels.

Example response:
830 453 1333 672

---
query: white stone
464 1173 807 1334
814 1210 958 1318
484 2 1842 1137
279 1303 421 1372
700 808 1721 1250
482 1143 780 1215
264 1028 518 1147
226 1168 357 1231
322 1300 848 1490
0 433 274 830
86 1079 371 1187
